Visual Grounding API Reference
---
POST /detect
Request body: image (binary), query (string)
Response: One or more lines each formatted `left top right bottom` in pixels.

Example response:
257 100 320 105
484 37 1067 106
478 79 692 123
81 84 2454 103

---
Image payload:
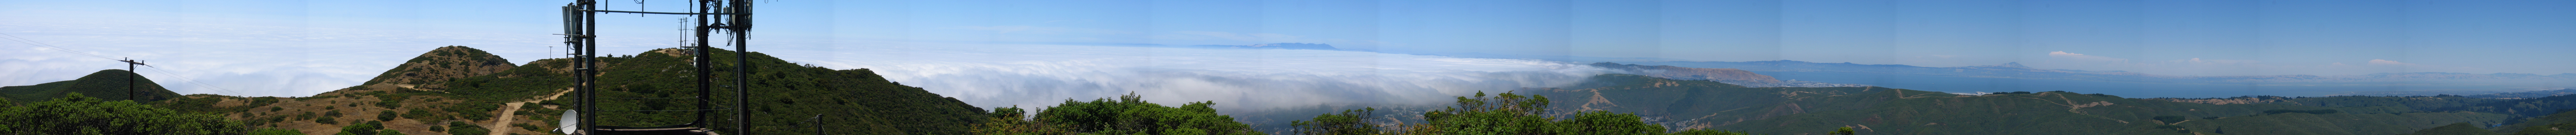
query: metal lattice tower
561 0 751 134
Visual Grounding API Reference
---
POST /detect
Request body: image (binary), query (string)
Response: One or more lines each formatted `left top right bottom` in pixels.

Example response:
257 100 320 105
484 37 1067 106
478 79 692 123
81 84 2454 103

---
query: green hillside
0 69 182 103
2402 123 2502 135
515 48 992 134
2490 110 2576 134
390 47 989 134
145 46 989 135
1535 74 2516 135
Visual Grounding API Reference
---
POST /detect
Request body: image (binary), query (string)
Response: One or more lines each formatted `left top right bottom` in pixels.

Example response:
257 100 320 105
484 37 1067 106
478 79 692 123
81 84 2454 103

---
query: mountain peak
349 46 516 93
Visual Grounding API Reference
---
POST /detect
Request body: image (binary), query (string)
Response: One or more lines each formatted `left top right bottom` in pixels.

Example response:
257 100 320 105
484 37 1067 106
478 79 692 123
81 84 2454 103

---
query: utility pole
118 58 147 101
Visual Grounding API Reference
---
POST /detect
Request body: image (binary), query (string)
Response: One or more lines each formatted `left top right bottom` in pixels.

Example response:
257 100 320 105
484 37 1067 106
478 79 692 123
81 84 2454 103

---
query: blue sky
4 0 2575 98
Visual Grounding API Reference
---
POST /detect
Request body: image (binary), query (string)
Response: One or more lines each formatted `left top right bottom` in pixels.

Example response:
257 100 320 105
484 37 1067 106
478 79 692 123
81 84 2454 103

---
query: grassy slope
144 46 987 135
2402 123 2503 135
0 69 183 103
2492 110 2576 134
1541 74 2515 135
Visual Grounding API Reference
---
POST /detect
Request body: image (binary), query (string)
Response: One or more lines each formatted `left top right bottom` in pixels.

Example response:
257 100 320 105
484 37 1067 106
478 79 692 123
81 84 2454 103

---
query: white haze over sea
770 43 1623 111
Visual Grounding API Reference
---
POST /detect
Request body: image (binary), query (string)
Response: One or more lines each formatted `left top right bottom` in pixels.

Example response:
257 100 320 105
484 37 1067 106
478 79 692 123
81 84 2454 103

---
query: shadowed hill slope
0 69 182 103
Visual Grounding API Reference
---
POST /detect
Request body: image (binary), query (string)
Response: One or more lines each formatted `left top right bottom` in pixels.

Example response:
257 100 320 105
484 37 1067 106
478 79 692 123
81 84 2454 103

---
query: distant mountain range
1585 62 1780 85
1582 62 1870 88
1626 60 2576 85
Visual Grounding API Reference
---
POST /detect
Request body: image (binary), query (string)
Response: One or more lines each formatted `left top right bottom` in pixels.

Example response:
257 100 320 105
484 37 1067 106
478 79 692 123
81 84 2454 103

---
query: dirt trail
491 88 576 135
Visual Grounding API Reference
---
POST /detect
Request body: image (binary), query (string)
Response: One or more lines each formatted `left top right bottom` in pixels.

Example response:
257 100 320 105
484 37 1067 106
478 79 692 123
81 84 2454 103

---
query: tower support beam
563 0 751 134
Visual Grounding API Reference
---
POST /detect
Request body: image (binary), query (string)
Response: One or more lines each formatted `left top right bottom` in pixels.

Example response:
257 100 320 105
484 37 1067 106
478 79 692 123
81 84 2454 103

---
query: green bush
318 116 339 124
442 102 499 121
447 121 488 135
338 121 382 135
332 120 410 135
1292 108 1377 135
379 110 400 121
0 93 247 134
977 93 1261 135
514 123 543 131
1830 127 1855 135
405 108 437 119
250 128 304 135
376 95 409 108
379 129 409 135
247 115 285 127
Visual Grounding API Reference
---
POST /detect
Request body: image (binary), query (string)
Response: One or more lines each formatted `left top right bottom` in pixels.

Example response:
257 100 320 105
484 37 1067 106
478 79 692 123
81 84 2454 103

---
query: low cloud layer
772 43 1620 110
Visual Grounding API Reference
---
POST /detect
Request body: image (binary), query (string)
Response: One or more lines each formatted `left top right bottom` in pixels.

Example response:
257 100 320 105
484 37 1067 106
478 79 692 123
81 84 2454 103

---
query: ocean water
1748 71 2544 98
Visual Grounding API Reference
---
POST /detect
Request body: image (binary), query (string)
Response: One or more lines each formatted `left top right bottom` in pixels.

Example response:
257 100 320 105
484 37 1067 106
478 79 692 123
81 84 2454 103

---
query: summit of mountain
0 69 184 103
340 46 517 95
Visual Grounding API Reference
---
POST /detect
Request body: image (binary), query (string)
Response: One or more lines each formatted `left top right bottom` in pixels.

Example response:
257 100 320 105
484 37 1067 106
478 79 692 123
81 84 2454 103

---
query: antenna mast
562 0 751 134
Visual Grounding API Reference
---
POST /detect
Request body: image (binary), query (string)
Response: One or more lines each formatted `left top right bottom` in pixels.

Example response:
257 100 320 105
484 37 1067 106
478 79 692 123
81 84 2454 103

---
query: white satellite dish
558 110 580 135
